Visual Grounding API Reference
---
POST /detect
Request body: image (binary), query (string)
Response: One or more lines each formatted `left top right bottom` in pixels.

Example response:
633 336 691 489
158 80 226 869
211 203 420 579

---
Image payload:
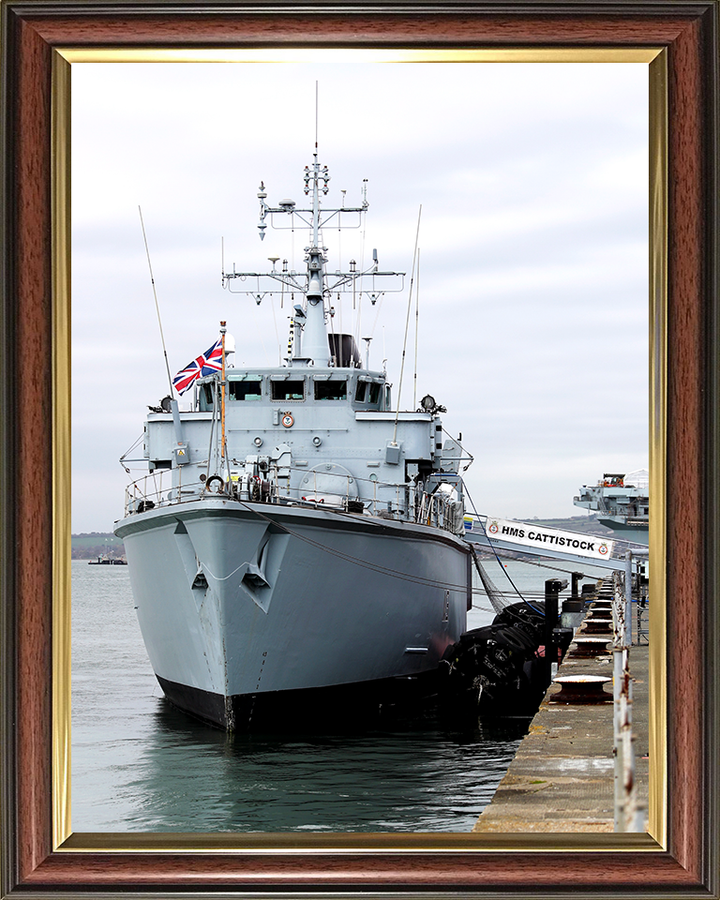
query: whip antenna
392 204 422 445
315 81 319 149
139 205 175 396
413 247 420 410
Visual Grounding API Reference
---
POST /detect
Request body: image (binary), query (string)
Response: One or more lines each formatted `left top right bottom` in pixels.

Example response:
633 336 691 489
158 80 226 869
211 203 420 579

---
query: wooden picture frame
1 2 717 895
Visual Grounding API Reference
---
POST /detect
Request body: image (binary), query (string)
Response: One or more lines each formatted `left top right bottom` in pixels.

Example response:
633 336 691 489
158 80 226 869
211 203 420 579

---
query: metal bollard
544 579 566 683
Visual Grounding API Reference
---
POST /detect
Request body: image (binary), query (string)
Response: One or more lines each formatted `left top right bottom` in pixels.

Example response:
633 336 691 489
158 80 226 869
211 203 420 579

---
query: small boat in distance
88 556 128 566
573 470 649 544
114 148 472 730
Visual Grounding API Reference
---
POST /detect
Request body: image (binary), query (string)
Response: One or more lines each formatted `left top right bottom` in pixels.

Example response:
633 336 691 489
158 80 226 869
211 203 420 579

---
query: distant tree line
71 532 125 560
71 545 126 560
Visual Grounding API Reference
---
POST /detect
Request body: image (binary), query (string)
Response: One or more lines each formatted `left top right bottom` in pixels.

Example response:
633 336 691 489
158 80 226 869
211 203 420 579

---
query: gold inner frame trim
59 48 662 64
647 50 668 851
53 46 667 854
52 49 73 851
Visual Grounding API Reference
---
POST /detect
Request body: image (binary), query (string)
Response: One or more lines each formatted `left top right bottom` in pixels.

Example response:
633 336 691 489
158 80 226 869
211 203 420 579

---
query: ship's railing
286 467 406 519
292 467 463 535
123 468 206 515
414 489 465 535
123 466 362 515
123 464 464 536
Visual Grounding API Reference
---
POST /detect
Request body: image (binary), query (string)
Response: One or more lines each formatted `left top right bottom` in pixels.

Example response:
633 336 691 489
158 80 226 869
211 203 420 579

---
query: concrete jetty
474 591 649 833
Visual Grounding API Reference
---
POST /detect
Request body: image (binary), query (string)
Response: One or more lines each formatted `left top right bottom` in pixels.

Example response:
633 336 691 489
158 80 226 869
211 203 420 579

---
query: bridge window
315 379 347 401
271 379 304 401
368 382 381 405
354 380 367 402
230 381 262 400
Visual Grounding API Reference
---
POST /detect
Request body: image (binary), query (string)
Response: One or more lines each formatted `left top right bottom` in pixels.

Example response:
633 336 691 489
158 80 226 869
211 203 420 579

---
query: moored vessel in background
573 470 649 544
114 149 472 730
88 556 128 566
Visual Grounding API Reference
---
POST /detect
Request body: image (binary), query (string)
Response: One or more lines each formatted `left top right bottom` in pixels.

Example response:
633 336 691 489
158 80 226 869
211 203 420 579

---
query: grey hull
115 499 470 729
597 517 649 545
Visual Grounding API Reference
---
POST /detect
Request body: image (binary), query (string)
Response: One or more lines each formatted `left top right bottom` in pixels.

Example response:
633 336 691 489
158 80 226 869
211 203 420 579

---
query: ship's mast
300 152 332 365
222 156 405 367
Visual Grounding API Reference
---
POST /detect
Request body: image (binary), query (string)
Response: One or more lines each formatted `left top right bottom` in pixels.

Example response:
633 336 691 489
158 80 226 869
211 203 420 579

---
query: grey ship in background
573 470 649 545
114 151 472 730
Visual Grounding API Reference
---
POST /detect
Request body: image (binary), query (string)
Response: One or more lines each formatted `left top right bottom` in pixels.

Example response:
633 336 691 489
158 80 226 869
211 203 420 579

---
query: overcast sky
71 60 648 534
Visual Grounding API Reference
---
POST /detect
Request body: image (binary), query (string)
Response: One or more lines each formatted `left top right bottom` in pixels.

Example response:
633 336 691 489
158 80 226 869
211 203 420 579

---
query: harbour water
70 555 601 833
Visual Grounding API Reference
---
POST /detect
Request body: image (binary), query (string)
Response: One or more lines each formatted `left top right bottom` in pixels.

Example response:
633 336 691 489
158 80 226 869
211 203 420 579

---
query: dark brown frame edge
1 1 717 896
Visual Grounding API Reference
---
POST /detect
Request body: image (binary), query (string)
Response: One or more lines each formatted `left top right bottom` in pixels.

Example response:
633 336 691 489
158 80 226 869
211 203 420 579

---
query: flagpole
220 321 228 474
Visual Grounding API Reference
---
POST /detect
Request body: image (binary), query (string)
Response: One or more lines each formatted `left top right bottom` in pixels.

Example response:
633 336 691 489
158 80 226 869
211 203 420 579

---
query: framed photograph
67 53 651 837
1 2 717 896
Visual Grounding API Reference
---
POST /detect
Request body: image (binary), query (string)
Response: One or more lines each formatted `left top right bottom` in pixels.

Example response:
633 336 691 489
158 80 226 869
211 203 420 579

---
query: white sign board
468 517 615 561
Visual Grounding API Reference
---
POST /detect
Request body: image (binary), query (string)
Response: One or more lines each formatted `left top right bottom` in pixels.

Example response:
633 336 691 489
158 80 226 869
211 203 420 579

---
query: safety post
612 569 641 831
624 551 633 646
627 547 650 645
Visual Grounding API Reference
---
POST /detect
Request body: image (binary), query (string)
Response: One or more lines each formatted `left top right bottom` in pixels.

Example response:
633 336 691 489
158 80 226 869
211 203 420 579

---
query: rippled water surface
71 556 582 833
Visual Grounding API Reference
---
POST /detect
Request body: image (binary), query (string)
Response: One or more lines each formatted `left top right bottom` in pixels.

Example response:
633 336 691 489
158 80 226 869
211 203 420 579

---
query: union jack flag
173 339 223 395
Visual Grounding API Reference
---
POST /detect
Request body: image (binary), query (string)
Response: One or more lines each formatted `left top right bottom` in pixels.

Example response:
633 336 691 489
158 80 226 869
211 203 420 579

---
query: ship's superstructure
115 151 471 730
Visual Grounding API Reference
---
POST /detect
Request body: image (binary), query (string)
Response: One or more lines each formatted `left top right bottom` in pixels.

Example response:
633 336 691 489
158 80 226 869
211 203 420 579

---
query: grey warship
114 151 472 730
573 470 649 544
